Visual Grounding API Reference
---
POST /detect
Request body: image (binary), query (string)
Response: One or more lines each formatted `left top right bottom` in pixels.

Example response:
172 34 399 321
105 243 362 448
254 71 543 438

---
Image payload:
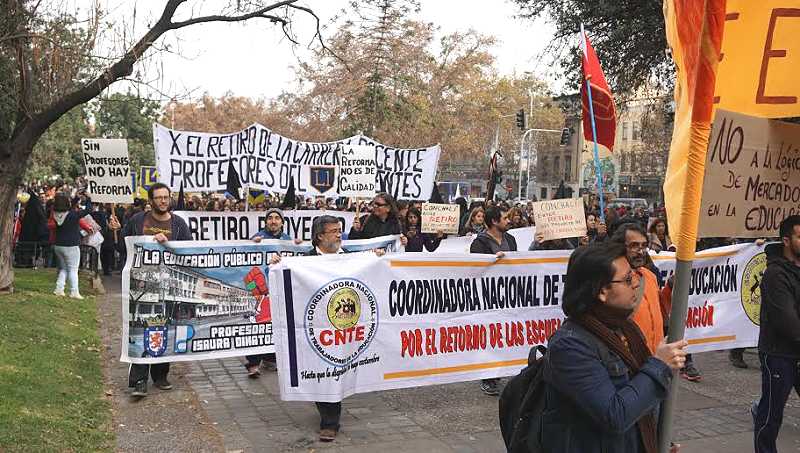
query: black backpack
498 344 548 453
499 322 614 453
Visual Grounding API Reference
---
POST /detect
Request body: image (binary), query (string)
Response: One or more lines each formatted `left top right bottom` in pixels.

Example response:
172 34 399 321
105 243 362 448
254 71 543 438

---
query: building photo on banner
268 243 765 403
121 235 403 364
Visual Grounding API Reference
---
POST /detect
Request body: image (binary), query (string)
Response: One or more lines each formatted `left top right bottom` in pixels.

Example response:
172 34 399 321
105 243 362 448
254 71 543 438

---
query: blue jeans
53 245 80 295
754 352 800 453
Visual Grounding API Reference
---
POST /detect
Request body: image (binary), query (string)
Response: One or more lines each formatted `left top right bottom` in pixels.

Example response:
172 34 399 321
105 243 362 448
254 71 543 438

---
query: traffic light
560 127 571 145
515 109 526 132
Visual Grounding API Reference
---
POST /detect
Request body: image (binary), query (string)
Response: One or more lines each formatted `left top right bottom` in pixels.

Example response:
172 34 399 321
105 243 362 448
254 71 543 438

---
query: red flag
580 30 617 152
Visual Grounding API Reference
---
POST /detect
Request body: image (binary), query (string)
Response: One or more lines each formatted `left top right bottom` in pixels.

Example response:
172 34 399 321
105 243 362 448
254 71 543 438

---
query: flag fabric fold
663 0 727 260
580 30 617 152
175 181 186 211
281 177 297 210
429 182 444 204
225 161 242 201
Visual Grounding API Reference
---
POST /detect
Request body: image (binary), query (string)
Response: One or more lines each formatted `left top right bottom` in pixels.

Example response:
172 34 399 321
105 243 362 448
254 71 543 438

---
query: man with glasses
349 192 407 247
611 223 665 357
111 182 193 398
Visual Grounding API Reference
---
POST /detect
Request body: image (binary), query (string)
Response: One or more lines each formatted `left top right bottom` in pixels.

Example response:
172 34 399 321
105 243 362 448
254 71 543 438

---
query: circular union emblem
327 287 361 330
305 278 378 367
741 252 767 326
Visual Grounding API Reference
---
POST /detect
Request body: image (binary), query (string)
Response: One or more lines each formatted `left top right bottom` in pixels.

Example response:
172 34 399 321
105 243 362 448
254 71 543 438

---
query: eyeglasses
372 202 388 208
626 241 649 252
609 271 639 287
152 196 171 201
323 229 342 235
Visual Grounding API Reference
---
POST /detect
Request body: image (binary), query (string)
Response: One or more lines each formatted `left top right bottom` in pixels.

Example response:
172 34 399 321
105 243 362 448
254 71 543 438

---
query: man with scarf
541 242 687 453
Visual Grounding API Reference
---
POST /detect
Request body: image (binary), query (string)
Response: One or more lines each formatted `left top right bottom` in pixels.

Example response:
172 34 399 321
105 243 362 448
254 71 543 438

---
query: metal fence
13 241 100 276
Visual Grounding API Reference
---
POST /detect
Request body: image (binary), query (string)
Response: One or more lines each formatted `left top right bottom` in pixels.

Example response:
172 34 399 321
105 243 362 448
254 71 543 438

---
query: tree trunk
0 141 33 292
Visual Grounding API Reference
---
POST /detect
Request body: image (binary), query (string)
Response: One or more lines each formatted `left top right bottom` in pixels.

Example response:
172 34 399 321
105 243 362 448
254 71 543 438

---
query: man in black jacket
110 182 192 399
754 215 800 453
470 205 516 396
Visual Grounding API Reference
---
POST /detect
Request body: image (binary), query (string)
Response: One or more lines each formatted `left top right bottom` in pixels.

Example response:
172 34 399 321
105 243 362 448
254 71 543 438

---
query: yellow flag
663 0 727 260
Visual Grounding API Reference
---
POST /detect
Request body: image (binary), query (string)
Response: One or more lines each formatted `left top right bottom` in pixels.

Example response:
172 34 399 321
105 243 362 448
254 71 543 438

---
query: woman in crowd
51 193 93 299
508 207 529 229
461 206 486 236
542 242 686 452
403 207 444 252
648 218 673 253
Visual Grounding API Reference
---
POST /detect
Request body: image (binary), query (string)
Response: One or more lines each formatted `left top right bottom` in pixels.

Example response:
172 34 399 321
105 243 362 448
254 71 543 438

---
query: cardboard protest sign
338 145 377 197
81 139 134 203
530 198 587 241
153 123 440 200
699 109 800 238
420 203 460 234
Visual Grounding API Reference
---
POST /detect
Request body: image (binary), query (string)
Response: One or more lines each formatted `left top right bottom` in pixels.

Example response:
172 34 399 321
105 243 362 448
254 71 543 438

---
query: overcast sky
92 0 561 101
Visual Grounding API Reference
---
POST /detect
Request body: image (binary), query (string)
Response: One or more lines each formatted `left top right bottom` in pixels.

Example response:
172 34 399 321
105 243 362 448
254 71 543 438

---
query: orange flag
662 0 726 260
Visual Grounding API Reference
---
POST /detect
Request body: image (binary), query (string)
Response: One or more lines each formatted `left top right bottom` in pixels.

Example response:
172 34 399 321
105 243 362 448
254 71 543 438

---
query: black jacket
759 243 800 358
348 214 401 240
54 200 93 247
469 231 517 254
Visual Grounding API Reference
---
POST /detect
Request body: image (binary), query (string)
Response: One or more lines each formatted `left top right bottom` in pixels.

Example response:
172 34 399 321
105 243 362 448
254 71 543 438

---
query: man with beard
111 182 192 399
246 207 301 378
470 205 517 396
611 223 664 356
754 215 800 453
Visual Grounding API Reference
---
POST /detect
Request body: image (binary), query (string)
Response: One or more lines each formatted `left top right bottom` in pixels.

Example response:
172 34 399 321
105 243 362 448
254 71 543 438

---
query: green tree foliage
93 93 161 171
512 0 671 94
26 106 90 182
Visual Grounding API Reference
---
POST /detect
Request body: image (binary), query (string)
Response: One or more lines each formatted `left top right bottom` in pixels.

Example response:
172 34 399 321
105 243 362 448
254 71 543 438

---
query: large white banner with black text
174 210 356 242
153 123 441 200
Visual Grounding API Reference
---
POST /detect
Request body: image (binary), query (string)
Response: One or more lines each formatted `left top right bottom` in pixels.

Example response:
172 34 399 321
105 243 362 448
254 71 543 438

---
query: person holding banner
470 205 517 396
542 242 687 453
110 182 192 398
348 193 406 248
753 216 800 453
246 207 298 378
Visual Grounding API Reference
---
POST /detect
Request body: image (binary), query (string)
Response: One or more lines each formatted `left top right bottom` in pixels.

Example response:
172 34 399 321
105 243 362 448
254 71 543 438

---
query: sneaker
729 350 748 369
53 289 65 296
153 379 173 390
319 428 337 442
246 364 261 378
480 379 501 396
69 293 83 300
132 380 148 397
680 364 702 382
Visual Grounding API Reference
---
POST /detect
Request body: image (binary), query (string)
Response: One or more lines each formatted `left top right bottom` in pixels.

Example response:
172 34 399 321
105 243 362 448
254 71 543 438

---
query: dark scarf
576 303 658 453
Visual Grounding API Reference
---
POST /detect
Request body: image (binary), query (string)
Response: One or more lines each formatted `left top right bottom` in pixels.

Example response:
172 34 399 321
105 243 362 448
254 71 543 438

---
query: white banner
81 138 134 203
153 123 441 200
120 235 403 364
425 227 536 254
174 210 356 242
269 243 765 402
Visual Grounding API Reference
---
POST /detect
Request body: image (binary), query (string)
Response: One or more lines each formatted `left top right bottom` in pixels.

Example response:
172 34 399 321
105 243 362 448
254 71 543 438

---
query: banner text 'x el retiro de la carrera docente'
120 236 767 402
153 123 441 201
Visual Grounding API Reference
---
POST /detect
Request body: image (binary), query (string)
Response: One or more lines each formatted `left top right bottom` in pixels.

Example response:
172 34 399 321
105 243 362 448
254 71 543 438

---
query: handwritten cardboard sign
699 109 800 238
530 198 587 241
338 144 377 198
81 138 134 203
421 203 460 234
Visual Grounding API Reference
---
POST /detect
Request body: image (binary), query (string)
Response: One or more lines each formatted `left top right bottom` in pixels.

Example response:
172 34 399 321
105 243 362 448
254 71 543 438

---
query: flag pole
581 24 607 223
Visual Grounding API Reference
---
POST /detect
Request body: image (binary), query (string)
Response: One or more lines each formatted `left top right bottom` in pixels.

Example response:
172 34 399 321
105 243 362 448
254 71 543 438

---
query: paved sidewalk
106 275 800 452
